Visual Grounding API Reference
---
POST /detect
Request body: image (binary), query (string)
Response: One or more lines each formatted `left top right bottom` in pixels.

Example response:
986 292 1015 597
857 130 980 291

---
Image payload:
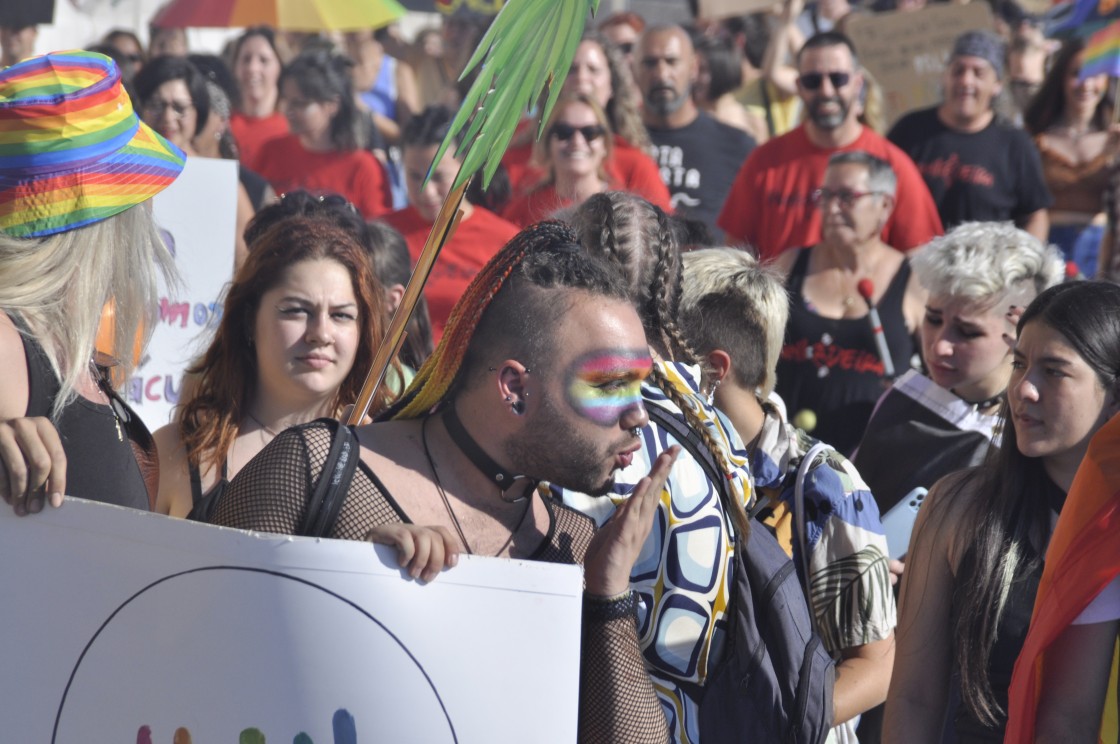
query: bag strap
299 422 360 538
792 441 832 622
644 402 744 533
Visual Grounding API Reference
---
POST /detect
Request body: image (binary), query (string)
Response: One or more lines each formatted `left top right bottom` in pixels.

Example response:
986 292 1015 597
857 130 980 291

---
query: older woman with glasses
772 149 926 455
501 93 616 227
134 55 210 157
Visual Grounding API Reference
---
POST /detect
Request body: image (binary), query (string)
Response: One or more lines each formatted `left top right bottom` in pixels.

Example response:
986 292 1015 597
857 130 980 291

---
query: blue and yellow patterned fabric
557 361 752 744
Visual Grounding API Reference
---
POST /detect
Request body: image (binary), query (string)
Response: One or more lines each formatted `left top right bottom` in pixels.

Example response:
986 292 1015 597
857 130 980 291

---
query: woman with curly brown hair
152 214 393 519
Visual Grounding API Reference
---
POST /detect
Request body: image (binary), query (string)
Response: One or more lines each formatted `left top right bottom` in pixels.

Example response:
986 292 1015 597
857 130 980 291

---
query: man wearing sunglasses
887 30 1051 241
717 31 942 261
635 25 756 240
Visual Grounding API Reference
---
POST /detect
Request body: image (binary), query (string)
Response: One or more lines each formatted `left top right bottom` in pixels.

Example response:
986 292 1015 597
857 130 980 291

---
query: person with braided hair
255 48 392 219
558 191 756 744
210 220 677 742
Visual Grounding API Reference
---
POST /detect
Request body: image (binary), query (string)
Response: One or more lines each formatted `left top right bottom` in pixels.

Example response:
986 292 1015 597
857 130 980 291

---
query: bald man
634 25 755 240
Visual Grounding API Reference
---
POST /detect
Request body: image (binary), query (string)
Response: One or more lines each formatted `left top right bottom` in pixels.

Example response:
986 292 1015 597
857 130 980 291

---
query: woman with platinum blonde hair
0 51 185 515
854 221 1064 524
681 247 896 743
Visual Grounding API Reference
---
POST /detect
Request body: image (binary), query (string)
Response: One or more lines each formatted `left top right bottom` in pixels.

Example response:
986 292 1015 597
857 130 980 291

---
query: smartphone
881 487 927 560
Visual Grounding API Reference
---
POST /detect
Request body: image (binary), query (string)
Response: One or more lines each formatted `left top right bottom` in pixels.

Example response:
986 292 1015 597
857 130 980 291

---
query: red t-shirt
256 134 393 219
229 111 289 174
501 183 583 228
503 135 672 212
381 205 519 342
716 125 943 260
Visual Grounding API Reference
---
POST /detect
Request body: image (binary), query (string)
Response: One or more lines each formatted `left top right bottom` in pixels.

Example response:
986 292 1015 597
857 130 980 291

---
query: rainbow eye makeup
565 351 652 426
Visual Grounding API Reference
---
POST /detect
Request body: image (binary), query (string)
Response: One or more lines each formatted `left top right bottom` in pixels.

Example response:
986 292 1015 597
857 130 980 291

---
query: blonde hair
680 248 788 396
0 205 175 418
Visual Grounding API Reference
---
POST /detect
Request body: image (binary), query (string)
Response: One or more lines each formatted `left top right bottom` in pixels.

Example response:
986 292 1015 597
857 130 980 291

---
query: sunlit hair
827 150 897 197
576 33 650 149
910 222 1063 309
569 191 694 363
570 192 741 500
0 206 173 419
948 280 1120 725
179 217 390 472
385 221 633 420
680 248 788 396
530 92 614 188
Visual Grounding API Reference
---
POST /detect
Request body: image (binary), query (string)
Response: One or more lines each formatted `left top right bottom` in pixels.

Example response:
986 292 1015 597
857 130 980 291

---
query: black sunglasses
550 123 606 142
798 71 851 90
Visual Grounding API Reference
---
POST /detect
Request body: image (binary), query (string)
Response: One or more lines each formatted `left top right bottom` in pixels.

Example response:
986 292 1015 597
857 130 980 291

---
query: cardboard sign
0 498 583 743
129 157 238 431
846 3 995 127
697 0 777 20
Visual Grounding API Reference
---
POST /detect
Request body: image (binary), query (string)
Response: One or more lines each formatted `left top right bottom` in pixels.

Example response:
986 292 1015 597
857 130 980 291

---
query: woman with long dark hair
1025 38 1120 278
228 26 288 172
255 49 392 219
884 281 1120 743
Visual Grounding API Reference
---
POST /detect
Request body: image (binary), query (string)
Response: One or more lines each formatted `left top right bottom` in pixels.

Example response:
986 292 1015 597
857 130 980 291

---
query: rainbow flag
1081 21 1120 79
1005 411 1120 743
1051 0 1120 35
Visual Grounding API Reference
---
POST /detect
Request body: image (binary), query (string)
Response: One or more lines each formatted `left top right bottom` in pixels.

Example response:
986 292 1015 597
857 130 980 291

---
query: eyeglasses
811 188 884 208
798 71 851 90
143 99 194 118
550 123 606 142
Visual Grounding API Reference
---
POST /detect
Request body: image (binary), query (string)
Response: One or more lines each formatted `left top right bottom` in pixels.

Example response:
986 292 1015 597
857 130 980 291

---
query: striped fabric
0 50 185 238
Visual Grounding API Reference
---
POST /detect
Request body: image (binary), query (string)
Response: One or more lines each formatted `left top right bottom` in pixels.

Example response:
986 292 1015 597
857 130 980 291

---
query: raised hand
583 446 680 598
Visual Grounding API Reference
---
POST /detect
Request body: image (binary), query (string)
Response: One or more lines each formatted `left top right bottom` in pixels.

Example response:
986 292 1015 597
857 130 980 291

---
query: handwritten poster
0 499 583 743
130 157 238 430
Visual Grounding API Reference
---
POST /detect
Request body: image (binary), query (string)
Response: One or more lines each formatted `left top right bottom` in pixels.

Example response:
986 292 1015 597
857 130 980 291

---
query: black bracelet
583 590 637 623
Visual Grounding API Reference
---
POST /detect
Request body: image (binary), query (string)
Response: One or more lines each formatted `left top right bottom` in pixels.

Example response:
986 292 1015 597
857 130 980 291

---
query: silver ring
630 427 641 438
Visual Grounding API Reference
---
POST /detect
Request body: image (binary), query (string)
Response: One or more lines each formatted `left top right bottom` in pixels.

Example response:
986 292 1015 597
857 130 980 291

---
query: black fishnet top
210 418 668 743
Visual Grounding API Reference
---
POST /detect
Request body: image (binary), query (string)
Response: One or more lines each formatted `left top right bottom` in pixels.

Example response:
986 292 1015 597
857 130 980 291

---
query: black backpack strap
644 403 730 504
299 422 361 537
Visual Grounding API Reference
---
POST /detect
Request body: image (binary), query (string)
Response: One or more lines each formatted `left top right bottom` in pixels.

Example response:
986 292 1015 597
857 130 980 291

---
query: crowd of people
2 2 1120 742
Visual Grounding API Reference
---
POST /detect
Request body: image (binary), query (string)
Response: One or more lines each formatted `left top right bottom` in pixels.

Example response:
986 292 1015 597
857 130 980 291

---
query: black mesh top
210 418 668 743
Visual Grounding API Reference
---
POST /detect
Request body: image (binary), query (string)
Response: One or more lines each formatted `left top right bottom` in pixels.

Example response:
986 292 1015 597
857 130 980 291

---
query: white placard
128 157 238 431
0 499 583 743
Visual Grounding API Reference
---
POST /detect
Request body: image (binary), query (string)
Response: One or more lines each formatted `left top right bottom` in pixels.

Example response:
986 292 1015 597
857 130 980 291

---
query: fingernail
50 492 63 507
449 554 459 567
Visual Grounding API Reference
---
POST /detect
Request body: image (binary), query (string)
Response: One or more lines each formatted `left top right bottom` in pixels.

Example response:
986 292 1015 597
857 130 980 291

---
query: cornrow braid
385 220 631 420
386 232 534 420
647 363 751 537
650 206 703 367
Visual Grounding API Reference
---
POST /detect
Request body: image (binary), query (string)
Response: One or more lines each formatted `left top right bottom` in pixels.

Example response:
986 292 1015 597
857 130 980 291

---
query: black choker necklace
442 405 531 501
951 388 1004 411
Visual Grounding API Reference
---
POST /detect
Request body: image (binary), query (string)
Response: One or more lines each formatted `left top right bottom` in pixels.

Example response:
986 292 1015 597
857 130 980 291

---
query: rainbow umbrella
150 0 406 31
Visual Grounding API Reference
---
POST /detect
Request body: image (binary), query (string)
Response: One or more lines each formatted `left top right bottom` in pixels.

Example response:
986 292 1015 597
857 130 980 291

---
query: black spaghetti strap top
775 247 917 455
187 458 228 522
12 314 149 510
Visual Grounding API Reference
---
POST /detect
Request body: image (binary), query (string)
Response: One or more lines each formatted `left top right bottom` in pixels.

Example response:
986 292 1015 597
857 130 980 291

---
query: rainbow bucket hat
0 50 186 238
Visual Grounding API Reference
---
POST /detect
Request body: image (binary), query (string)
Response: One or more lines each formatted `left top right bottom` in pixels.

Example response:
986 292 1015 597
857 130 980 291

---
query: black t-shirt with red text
887 106 1051 229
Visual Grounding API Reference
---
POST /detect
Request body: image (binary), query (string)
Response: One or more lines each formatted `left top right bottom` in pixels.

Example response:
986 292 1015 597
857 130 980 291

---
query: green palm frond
430 0 599 191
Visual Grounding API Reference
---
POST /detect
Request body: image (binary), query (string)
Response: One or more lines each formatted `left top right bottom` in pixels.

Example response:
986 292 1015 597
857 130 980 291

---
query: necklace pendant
114 415 123 442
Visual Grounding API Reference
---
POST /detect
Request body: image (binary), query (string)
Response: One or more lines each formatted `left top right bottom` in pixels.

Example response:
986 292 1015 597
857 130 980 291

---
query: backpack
645 403 835 744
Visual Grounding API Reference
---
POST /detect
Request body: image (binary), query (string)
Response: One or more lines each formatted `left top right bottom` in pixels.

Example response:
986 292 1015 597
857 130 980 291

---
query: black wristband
583 590 637 623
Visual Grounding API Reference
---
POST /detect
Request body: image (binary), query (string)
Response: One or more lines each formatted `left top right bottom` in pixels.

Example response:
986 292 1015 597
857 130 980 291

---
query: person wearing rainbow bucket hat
0 50 186 515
